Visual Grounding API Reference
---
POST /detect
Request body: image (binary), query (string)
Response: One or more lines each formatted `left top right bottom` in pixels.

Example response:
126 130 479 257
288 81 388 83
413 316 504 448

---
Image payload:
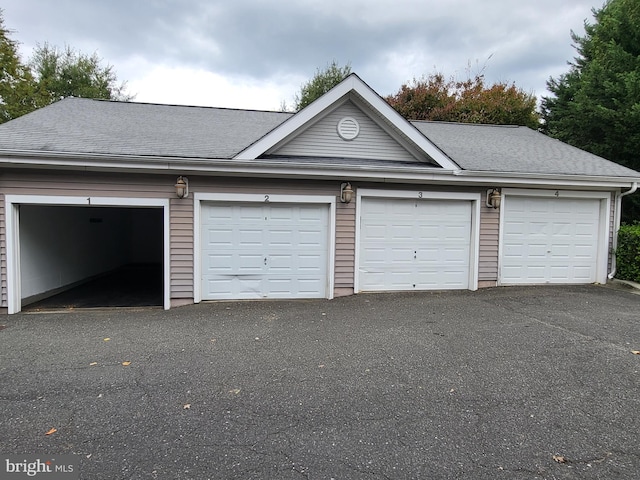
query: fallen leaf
45 428 57 436
89 362 98 366
103 338 111 342
553 455 567 464
183 404 191 410
229 388 241 395
632 351 640 355
122 361 131 366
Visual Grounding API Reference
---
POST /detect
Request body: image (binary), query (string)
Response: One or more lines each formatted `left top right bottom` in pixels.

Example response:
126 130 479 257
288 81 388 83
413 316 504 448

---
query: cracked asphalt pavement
1 285 639 479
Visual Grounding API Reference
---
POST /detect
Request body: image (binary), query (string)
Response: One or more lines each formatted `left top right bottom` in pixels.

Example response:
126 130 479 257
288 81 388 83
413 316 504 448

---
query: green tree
541 0 640 221
386 72 539 128
0 10 37 123
30 43 133 106
294 61 351 111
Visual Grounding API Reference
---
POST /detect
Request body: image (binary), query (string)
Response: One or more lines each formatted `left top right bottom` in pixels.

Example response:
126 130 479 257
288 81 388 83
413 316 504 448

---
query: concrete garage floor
1 285 639 479
23 264 163 311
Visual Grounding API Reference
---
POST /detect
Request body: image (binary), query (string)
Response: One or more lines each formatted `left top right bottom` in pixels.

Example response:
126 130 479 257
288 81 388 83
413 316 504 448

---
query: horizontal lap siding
0 171 190 306
170 198 194 298
335 200 355 295
479 190 499 281
273 102 424 162
0 195 5 307
609 192 615 272
0 170 509 310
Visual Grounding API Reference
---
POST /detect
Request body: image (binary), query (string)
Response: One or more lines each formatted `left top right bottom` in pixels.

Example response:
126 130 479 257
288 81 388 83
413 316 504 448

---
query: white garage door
500 196 601 284
201 202 329 299
358 197 472 291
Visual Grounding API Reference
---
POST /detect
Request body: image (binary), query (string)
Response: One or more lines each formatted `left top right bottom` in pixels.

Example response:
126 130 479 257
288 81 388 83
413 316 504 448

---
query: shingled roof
0 96 637 179
412 121 639 178
0 97 292 159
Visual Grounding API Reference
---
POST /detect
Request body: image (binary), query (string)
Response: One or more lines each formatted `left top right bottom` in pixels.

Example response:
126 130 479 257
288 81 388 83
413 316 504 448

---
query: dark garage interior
19 205 164 311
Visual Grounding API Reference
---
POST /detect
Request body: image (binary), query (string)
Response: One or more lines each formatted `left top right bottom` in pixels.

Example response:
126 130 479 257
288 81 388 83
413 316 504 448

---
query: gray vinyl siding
479 190 499 281
0 171 181 307
335 199 356 296
0 173 357 307
1 194 6 307
272 101 428 163
608 191 616 273
170 197 194 299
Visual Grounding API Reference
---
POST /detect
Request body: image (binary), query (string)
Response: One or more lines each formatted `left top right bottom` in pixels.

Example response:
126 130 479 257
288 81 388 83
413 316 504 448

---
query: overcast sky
2 0 599 111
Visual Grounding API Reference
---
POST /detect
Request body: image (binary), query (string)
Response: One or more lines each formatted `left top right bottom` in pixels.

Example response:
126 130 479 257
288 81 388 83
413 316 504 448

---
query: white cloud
124 62 304 110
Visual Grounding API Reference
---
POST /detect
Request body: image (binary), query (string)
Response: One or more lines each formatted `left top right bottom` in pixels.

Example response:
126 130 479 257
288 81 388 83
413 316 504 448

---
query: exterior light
487 188 501 209
175 176 189 199
340 182 354 203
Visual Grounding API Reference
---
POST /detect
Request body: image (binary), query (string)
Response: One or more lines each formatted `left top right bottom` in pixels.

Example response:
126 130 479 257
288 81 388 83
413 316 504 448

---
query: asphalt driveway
1 285 639 479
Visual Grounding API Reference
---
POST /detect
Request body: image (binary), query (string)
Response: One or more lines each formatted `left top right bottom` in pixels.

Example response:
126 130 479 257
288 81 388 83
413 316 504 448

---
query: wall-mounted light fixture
175 176 189 199
340 182 354 203
486 188 501 209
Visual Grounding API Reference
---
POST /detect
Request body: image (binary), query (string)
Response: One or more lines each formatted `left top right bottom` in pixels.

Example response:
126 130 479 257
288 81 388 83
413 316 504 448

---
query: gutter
608 181 638 280
0 150 638 188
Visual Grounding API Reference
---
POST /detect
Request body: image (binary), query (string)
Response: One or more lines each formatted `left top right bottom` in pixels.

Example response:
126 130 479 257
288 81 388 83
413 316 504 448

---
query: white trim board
193 192 337 303
4 195 170 314
354 188 481 293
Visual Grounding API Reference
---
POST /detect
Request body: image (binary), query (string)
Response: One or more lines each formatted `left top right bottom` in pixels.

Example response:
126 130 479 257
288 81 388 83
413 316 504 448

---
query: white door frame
193 192 336 303
498 188 612 285
5 195 171 314
354 188 481 293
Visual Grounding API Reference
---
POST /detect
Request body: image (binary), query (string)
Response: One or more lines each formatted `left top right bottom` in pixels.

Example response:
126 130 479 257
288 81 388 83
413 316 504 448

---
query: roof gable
268 100 434 164
235 74 460 170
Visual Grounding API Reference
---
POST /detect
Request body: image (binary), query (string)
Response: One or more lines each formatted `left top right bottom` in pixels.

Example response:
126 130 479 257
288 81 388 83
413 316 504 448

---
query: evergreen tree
541 0 640 221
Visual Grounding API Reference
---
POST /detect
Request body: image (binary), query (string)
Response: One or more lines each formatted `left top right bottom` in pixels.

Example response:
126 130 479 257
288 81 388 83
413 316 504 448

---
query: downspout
608 181 638 280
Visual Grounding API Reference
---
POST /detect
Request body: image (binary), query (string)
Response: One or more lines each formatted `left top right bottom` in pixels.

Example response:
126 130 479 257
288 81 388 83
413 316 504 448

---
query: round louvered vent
337 117 360 140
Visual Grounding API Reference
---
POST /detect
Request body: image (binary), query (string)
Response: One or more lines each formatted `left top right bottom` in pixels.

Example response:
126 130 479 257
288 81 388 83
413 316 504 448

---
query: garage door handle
264 257 267 265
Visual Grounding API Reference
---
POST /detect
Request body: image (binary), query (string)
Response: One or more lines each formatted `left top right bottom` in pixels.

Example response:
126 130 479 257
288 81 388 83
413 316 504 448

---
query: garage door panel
359 197 472 291
501 196 600 285
201 202 329 300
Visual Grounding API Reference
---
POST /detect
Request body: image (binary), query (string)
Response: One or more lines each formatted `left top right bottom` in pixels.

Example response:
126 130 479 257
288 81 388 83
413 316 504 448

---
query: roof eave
0 151 636 188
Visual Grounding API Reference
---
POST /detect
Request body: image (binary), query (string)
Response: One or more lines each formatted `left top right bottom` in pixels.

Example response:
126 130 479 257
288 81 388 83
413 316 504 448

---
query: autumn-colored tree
386 73 539 128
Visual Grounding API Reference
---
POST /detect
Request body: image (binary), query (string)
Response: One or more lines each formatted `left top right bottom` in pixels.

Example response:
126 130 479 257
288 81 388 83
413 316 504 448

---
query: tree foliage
0 12 37 122
616 223 640 281
294 61 351 111
541 0 640 221
0 10 131 124
30 43 133 106
386 73 539 128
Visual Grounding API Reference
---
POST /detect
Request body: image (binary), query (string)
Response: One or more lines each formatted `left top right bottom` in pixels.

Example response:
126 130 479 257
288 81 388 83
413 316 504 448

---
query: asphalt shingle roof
412 120 639 177
0 97 637 179
0 97 291 159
